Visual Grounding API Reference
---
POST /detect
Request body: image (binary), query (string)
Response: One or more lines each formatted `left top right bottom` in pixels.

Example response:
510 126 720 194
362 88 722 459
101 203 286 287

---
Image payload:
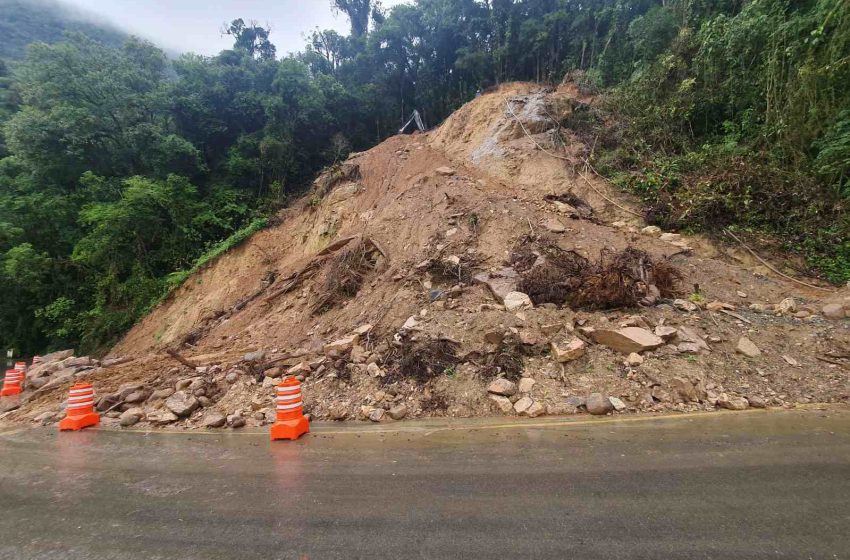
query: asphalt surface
0 408 848 559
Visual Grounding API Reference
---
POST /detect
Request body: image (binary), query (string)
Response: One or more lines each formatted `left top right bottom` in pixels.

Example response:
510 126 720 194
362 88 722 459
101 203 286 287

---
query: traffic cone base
0 386 21 397
59 412 100 431
270 416 309 441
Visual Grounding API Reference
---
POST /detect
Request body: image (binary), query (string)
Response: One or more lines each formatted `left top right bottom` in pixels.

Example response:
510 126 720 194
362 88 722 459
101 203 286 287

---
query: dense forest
0 0 847 356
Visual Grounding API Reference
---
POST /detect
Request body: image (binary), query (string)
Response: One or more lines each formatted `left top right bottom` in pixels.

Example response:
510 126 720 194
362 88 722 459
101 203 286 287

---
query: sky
61 0 410 56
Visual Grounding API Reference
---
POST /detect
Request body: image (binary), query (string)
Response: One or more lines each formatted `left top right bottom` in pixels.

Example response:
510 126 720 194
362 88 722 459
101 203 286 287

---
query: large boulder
473 268 519 304
550 339 587 362
165 391 200 417
586 393 614 415
591 327 664 354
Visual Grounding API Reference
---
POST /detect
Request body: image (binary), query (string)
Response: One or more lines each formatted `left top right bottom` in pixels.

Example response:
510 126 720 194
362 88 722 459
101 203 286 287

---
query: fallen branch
165 349 198 369
724 229 834 292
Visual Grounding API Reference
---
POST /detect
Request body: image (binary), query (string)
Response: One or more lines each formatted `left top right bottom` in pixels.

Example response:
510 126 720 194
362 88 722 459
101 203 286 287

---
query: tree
222 18 276 61
332 0 372 38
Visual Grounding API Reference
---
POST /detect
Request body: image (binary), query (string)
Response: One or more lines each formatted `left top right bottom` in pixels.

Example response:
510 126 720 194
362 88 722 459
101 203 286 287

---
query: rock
782 355 800 367
504 291 533 311
487 378 517 396
518 377 536 394
641 226 662 236
151 388 175 400
747 395 767 409
366 363 385 378
147 411 179 425
673 299 699 312
484 331 505 345
608 397 627 412
329 403 348 420
677 342 702 354
388 404 408 420
586 393 614 415
489 395 514 413
123 390 150 404
626 352 644 367
165 391 200 417
41 349 74 363
64 356 93 368
670 376 704 403
525 401 546 418
286 362 312 376
654 325 678 341
706 301 734 312
119 408 143 427
101 356 132 368
435 166 455 176
368 408 385 422
591 327 664 354
735 337 761 358
201 411 226 428
198 396 212 408
513 396 533 414
822 303 845 319
227 414 246 428
243 350 266 363
551 201 578 214
323 334 359 354
225 371 239 383
717 394 749 411
660 232 681 242
676 327 710 351
401 316 420 330
473 267 520 304
749 303 769 313
544 218 566 233
550 339 587 362
776 298 796 314
34 410 58 425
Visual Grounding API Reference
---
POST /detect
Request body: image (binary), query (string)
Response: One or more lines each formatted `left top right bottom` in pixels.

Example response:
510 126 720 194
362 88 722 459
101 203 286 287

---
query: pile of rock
24 350 99 391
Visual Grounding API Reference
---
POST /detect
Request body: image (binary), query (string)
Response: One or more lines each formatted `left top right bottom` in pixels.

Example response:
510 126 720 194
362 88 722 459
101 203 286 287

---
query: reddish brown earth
4 82 849 430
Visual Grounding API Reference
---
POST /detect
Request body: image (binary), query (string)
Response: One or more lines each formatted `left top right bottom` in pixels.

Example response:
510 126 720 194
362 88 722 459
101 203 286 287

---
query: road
0 408 848 559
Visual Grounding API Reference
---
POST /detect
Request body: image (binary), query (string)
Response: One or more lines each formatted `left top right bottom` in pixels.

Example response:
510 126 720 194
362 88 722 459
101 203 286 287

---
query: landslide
6 82 849 429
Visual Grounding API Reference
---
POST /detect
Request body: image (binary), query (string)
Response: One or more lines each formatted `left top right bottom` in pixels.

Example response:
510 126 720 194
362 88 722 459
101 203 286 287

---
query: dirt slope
8 82 849 429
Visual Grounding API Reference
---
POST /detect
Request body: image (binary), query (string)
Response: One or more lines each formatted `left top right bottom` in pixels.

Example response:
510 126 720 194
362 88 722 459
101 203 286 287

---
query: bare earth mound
5 83 849 429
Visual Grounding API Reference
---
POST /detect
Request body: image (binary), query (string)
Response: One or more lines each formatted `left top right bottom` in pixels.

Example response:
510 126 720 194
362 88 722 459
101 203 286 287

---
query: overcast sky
62 0 409 56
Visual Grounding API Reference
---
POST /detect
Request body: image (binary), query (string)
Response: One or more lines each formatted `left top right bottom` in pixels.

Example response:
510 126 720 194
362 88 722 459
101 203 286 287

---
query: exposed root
311 239 382 314
383 338 460 385
423 252 484 285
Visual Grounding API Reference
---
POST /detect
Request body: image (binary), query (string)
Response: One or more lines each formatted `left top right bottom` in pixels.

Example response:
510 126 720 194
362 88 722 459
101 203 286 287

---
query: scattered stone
673 299 699 312
227 414 246 428
388 404 408 420
286 362 311 376
473 267 520 304
200 411 226 428
165 391 200 417
735 337 761 358
487 378 517 397
544 218 566 233
564 396 586 410
401 316 420 330
366 363 385 378
540 323 563 336
518 377 536 394
822 303 845 320
747 395 767 409
123 390 149 404
484 331 505 345
776 298 796 314
503 291 533 311
670 376 705 403
641 226 662 236
654 325 678 341
749 303 768 313
119 408 143 427
147 411 178 425
34 410 58 425
591 327 664 354
323 334 359 354
586 393 614 415
489 395 514 413
782 355 800 367
243 350 266 363
525 401 546 418
329 403 348 420
151 388 174 400
368 408 385 422
706 301 734 312
550 339 587 362
677 342 702 354
435 166 455 176
717 394 749 411
513 396 533 414
626 353 644 367
608 397 626 412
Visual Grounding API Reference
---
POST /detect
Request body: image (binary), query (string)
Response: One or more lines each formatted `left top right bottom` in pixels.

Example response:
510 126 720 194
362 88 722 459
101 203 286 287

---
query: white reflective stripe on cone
276 387 301 395
67 403 93 409
277 401 303 410
276 393 301 401
68 397 94 404
68 392 94 400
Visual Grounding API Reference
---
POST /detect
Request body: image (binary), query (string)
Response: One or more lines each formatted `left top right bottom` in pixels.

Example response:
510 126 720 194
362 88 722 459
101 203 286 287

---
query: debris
550 339 587 362
544 218 566 233
383 338 460 384
706 301 734 311
435 166 455 176
776 298 797 314
368 408 385 422
518 377 536 393
514 396 533 414
782 355 800 367
673 299 699 312
473 267 520 303
608 396 627 411
503 291 533 311
586 393 614 415
654 325 678 341
525 401 546 417
165 391 200 417
487 378 518 397
119 409 143 427
626 353 643 366
489 394 514 413
641 226 662 236
822 303 845 319
747 395 767 408
735 337 761 358
388 404 408 420
323 334 359 355
202 411 226 428
591 327 664 354
717 394 749 411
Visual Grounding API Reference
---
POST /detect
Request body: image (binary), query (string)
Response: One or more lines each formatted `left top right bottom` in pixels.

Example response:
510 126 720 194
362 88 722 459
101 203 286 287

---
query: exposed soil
4 82 849 430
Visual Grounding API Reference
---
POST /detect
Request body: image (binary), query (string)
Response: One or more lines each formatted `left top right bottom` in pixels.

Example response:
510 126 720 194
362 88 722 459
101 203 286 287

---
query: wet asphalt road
0 408 848 559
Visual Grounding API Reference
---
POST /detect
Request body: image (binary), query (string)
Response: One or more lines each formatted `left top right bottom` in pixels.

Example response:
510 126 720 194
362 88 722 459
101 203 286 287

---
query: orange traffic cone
270 377 309 441
0 368 23 397
58 383 100 431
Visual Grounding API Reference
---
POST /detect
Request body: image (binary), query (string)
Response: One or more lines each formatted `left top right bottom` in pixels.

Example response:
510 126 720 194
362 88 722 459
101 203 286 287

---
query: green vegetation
1 0 848 357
